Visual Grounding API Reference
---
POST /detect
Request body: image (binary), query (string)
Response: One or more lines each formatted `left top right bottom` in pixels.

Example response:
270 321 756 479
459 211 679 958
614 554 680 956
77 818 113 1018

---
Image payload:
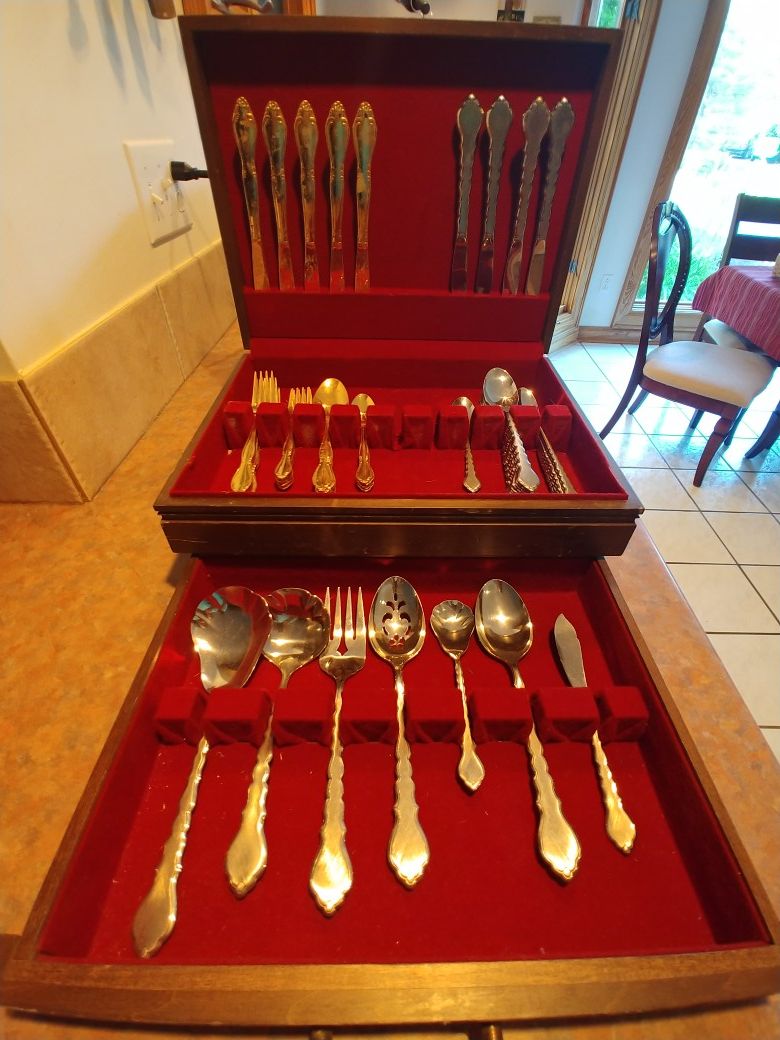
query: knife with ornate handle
294 101 319 291
353 102 377 292
553 614 636 854
261 101 294 290
503 98 550 294
450 94 483 292
325 101 349 292
520 386 575 493
525 98 575 296
475 95 513 294
232 97 269 291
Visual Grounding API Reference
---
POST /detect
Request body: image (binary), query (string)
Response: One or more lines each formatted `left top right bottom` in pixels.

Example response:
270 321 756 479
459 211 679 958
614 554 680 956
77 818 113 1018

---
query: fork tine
344 587 354 644
324 586 330 620
333 587 343 645
354 586 366 653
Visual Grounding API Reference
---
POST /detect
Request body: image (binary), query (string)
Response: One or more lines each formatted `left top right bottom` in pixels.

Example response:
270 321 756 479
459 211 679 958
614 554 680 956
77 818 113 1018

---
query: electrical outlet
124 139 192 246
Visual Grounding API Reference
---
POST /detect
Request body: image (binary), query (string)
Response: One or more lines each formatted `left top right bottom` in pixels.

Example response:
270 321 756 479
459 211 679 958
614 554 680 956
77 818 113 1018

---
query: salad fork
310 587 366 914
274 385 312 490
230 370 279 492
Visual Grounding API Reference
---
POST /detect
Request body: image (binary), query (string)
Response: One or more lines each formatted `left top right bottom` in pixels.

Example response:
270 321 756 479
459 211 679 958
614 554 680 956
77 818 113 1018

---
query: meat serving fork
309 587 366 915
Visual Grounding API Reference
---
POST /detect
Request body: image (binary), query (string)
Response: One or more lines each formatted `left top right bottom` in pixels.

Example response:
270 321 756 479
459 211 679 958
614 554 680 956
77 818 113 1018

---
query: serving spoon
226 587 329 897
370 576 430 887
475 578 580 881
313 377 349 493
132 587 271 958
482 367 540 493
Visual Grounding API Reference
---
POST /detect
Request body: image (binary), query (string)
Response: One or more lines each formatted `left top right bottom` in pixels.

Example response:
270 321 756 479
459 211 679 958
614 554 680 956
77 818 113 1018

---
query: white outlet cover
124 139 193 246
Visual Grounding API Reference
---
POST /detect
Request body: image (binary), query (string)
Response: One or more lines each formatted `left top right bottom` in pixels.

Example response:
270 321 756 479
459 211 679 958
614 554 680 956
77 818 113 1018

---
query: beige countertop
1 327 778 1039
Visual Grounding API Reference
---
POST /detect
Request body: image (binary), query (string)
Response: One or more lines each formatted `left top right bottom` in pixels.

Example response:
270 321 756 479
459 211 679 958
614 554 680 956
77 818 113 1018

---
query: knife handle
502 98 550 295
326 102 349 289
232 97 269 291
353 102 376 251
294 100 319 285
501 412 540 493
455 94 483 240
527 725 581 882
262 101 294 290
482 96 513 244
535 98 575 245
592 731 636 854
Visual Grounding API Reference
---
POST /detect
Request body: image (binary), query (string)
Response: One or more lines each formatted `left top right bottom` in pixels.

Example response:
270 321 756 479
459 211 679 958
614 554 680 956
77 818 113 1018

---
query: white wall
580 0 708 327
0 0 221 375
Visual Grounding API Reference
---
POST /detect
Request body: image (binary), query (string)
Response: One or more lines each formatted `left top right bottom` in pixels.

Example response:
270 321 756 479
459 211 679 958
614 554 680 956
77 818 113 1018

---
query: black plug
170 161 209 182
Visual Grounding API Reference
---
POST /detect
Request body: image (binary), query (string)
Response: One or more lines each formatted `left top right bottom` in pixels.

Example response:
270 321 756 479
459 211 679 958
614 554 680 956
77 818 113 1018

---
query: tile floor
550 341 780 763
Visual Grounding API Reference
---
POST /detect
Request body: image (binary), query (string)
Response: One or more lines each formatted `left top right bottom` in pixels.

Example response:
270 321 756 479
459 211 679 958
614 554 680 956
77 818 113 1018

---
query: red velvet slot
202 688 271 746
329 404 361 448
470 406 505 450
542 404 573 451
292 404 324 448
401 406 435 449
272 686 333 747
405 683 462 744
533 688 599 743
509 404 542 445
222 402 253 449
436 406 469 450
341 684 396 745
598 686 650 742
365 405 400 450
471 687 533 743
255 403 287 448
154 687 205 745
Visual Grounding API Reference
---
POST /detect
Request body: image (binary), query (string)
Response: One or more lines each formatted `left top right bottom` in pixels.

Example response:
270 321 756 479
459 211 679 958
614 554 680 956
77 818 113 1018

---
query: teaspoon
482 367 540 493
451 396 481 494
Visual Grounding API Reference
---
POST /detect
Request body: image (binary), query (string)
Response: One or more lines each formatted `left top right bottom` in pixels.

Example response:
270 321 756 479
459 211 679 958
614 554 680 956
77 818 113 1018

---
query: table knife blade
353 101 377 292
503 98 550 295
261 101 294 290
475 95 513 294
525 98 574 296
450 94 483 292
553 614 587 687
294 100 319 291
232 97 269 291
326 101 349 292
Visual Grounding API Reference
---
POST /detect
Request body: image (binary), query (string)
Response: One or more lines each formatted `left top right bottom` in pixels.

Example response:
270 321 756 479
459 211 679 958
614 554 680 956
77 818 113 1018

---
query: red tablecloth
693 265 780 360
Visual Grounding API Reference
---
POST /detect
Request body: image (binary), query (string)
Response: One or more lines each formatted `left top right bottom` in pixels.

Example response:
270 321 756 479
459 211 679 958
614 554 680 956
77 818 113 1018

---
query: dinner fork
274 386 312 490
230 370 279 493
310 587 366 915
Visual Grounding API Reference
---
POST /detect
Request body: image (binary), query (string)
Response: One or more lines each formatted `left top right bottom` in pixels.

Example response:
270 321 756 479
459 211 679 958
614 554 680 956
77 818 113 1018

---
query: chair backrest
638 201 692 360
721 193 780 266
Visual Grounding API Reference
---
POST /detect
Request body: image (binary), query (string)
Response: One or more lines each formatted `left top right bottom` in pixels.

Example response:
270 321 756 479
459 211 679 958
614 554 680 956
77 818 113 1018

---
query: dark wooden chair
599 201 776 486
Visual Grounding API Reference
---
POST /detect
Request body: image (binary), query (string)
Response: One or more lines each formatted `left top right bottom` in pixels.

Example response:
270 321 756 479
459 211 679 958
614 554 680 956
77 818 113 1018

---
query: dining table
693 264 780 456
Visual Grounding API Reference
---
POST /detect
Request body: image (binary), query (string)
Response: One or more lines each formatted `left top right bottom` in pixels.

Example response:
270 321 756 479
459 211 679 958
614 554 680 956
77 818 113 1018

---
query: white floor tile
603 432 668 469
564 380 620 406
581 403 643 435
743 566 780 620
738 471 780 512
762 727 780 765
703 513 780 565
548 346 604 380
668 564 780 634
649 434 731 470
676 469 767 512
621 468 696 510
708 634 780 726
720 439 780 473
635 407 705 437
640 511 733 564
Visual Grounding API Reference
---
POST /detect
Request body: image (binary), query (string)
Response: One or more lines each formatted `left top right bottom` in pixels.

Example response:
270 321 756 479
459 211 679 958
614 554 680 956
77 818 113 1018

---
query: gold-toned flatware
476 579 581 882
503 98 550 295
553 614 636 853
232 97 269 291
430 600 485 792
230 370 279 493
133 588 271 956
451 94 483 292
310 587 367 915
325 101 349 292
369 576 430 888
519 386 575 493
475 95 513 294
261 101 294 290
525 98 575 296
313 377 349 494
483 367 540 493
353 102 377 292
274 385 312 491
451 395 481 493
352 393 375 492
226 588 329 898
294 101 319 290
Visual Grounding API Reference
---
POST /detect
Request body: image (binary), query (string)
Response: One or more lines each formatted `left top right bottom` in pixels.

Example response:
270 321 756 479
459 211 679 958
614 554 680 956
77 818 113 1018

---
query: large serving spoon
352 392 375 492
475 578 581 882
132 587 271 958
451 396 481 493
369 576 430 887
430 600 485 792
482 367 540 493
313 377 349 493
226 587 329 897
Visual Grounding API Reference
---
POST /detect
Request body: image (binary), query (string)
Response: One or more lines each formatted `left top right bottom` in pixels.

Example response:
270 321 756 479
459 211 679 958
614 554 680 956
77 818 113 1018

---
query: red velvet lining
38 557 769 966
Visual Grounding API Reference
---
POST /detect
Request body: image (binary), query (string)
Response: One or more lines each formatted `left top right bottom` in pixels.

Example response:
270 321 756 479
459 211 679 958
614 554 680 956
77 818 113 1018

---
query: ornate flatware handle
537 429 575 494
526 725 580 882
226 711 274 897
313 412 336 494
592 731 636 854
232 96 269 291
295 101 318 245
535 98 575 246
454 659 485 791
353 102 377 250
132 737 209 958
273 431 295 491
455 94 483 240
262 100 294 290
463 439 481 494
310 682 353 914
355 413 374 492
482 96 513 245
388 668 429 888
230 428 258 493
326 101 349 290
501 412 540 493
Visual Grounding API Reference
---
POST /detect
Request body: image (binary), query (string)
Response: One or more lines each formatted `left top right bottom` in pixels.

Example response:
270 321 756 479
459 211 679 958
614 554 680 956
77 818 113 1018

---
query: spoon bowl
315 377 349 411
482 367 519 410
475 578 533 687
264 587 329 687
191 586 271 692
369 575 426 666
313 378 349 493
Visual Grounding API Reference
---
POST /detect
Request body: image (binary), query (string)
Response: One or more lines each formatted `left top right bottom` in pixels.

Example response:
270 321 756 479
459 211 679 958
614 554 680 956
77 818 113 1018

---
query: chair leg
627 389 649 415
723 408 745 447
688 409 704 431
745 404 780 458
599 378 644 439
693 416 732 487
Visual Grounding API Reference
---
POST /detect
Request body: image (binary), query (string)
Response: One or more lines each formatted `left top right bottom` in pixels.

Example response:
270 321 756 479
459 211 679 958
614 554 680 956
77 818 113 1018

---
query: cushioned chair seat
703 317 759 352
644 341 775 407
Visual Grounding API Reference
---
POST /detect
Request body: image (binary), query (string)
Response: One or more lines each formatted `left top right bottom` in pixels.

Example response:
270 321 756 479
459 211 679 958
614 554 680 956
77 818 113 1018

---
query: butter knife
503 98 550 295
475 95 513 294
232 97 269 291
325 101 349 292
553 614 636 854
353 102 377 292
450 94 483 293
294 101 319 291
525 98 575 296
261 101 294 290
